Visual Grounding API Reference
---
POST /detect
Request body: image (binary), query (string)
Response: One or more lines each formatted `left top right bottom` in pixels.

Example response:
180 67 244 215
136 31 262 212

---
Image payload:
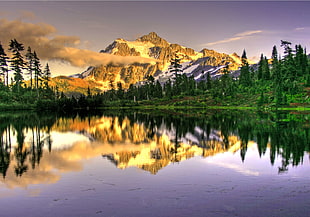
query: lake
0 109 309 217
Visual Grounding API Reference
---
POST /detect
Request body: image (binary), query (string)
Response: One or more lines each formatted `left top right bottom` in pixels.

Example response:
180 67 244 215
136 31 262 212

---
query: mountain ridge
53 32 248 95
84 32 244 86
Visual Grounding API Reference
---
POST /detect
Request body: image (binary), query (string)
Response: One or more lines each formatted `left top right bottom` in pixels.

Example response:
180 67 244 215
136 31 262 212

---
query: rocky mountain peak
231 52 241 58
137 32 169 47
69 32 245 92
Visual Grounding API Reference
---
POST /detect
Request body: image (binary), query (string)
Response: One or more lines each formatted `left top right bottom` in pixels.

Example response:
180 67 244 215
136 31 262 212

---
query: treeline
0 39 56 106
125 110 309 173
84 40 310 108
1 110 308 178
1 39 309 110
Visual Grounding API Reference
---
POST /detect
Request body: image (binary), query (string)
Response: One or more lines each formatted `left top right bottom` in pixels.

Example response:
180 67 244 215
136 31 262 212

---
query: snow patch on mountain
123 40 154 58
183 62 200 75
81 66 95 78
157 124 223 147
154 59 230 83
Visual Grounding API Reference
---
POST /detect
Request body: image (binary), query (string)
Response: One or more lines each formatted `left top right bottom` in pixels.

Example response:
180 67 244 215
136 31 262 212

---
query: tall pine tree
25 46 34 89
33 51 42 89
169 53 183 80
239 49 251 86
0 42 9 86
263 56 270 80
257 54 264 80
43 63 51 89
271 45 280 81
9 39 25 91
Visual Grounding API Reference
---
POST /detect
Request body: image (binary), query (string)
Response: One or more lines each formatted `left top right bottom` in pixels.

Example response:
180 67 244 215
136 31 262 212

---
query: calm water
0 110 309 217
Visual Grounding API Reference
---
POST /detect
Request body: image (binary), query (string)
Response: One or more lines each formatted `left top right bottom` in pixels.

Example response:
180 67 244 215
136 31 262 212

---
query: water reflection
0 110 309 187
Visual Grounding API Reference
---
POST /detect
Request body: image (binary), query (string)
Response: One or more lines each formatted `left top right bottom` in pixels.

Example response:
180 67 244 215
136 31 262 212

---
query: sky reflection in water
0 110 309 217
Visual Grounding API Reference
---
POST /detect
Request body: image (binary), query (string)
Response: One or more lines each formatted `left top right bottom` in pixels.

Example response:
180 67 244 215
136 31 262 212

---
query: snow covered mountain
75 32 245 90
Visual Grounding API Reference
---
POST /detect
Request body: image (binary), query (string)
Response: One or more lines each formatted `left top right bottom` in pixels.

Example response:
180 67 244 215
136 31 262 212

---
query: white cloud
206 37 242 46
205 30 263 46
294 27 307 31
0 18 156 68
235 30 263 37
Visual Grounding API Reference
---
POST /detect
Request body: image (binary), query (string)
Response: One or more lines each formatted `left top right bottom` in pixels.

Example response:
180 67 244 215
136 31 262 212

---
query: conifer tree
9 39 25 91
164 79 172 99
154 80 163 98
168 53 183 96
33 51 42 89
206 71 212 90
87 86 91 97
257 54 264 80
271 45 280 81
281 40 296 80
263 57 270 80
116 82 124 99
169 53 183 80
239 49 251 86
25 46 34 89
43 63 51 89
295 44 308 77
0 42 9 86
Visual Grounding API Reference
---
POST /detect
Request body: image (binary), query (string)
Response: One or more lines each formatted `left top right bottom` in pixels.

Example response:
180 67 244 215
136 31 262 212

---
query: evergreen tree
25 46 34 89
0 42 9 86
239 49 251 86
263 57 270 80
9 39 26 91
169 53 183 80
206 71 212 90
281 40 293 57
271 45 278 61
257 54 264 80
33 51 42 89
154 80 163 98
271 45 280 82
295 44 308 77
43 63 51 89
87 86 91 97
164 79 172 98
281 40 296 80
127 84 137 101
116 82 124 99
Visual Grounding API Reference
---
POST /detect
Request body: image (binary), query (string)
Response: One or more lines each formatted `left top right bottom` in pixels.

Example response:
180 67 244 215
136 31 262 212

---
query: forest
0 39 310 111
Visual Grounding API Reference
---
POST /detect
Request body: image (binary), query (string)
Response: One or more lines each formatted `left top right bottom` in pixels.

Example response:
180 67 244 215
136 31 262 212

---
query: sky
0 1 310 76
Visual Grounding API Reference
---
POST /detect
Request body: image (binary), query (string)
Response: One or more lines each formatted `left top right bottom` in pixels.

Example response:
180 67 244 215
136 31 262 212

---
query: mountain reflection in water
0 110 309 188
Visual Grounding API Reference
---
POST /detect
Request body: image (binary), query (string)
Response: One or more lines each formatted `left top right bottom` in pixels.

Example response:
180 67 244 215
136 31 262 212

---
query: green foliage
0 42 9 86
169 53 183 78
1 39 309 111
9 39 26 91
42 63 51 89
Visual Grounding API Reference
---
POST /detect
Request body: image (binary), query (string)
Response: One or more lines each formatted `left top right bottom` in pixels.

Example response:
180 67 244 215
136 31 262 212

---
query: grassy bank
1 92 309 112
0 103 34 111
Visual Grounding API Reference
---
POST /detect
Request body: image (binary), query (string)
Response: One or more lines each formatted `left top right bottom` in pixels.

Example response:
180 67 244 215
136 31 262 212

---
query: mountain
51 114 250 175
53 32 247 94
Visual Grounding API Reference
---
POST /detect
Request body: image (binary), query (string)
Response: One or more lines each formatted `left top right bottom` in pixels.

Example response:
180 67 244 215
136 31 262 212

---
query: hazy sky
1 1 310 76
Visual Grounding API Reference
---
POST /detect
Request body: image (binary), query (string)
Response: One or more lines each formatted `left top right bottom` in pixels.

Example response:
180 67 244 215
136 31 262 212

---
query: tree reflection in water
0 110 309 179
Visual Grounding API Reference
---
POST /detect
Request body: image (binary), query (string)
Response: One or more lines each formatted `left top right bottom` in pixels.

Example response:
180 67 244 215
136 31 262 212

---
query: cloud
205 30 263 46
0 18 156 67
205 159 260 176
235 30 263 37
206 37 242 46
56 47 156 67
294 27 306 31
